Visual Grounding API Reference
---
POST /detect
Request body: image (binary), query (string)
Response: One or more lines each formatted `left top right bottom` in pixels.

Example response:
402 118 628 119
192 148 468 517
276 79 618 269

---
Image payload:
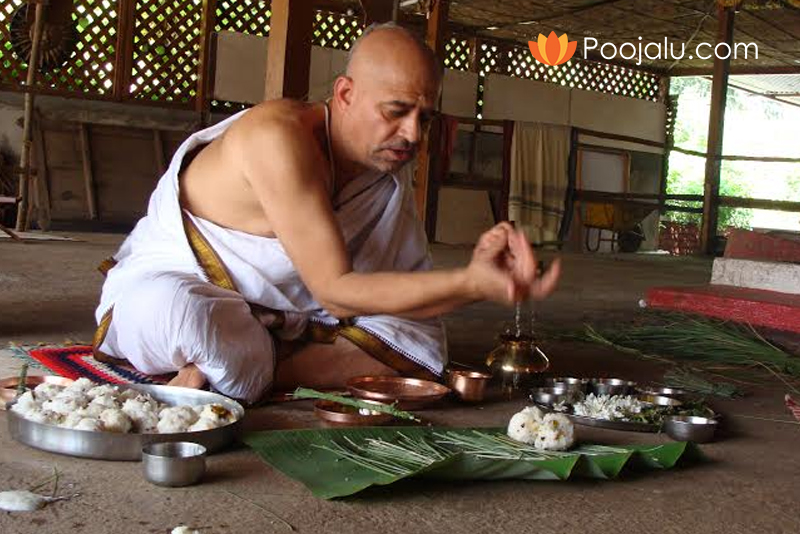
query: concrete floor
1 235 798 534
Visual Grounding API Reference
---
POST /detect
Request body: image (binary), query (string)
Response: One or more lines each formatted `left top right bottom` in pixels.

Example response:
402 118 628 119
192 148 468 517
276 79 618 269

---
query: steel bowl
641 386 688 399
142 441 206 487
591 378 637 396
638 394 683 408
544 377 590 393
663 415 717 443
7 384 244 461
530 387 584 407
447 370 492 403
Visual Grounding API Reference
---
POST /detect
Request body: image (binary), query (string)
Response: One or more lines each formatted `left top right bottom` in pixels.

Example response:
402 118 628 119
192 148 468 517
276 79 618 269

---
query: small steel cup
591 378 636 396
448 370 491 402
663 416 717 443
545 377 590 393
142 441 206 487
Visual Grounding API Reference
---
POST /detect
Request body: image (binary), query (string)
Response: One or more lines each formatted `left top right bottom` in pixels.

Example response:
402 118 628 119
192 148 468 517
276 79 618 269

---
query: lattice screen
312 11 362 50
444 37 471 71
216 0 271 36
44 0 118 95
0 0 27 87
130 0 203 104
0 0 117 95
499 43 660 101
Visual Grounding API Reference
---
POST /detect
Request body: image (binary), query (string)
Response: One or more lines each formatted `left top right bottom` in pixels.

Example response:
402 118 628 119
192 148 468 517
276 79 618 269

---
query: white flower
573 393 644 421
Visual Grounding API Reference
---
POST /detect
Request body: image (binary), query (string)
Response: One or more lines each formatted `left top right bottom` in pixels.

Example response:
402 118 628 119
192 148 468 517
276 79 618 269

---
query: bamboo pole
79 123 98 220
15 0 47 232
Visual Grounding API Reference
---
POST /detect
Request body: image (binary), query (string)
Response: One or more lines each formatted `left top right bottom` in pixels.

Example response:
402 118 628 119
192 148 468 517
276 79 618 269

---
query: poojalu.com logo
528 32 578 66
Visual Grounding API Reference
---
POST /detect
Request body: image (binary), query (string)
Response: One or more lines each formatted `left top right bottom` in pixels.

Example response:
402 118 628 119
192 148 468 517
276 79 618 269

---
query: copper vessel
485 334 550 392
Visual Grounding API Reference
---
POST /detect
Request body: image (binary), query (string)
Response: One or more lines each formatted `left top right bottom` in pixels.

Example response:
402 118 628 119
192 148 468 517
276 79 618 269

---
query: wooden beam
701 6 735 256
153 129 167 175
79 123 98 220
32 111 51 231
362 0 396 24
264 0 313 101
414 0 449 239
195 0 218 116
15 1 46 232
113 0 136 101
575 128 665 149
719 196 800 213
670 64 800 77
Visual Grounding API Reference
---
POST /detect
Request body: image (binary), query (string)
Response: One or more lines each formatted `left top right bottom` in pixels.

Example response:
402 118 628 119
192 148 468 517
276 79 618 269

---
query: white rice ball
61 409 91 428
520 406 545 422
194 404 233 426
32 383 63 401
65 378 95 395
89 393 120 412
42 395 86 416
188 418 217 432
507 410 542 444
158 406 199 434
12 391 39 413
73 418 104 432
99 408 133 433
87 384 118 399
534 413 575 451
24 408 62 426
122 398 160 433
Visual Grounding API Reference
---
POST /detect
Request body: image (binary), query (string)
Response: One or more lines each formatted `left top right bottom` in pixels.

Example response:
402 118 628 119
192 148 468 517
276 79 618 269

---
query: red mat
646 285 800 334
22 345 171 385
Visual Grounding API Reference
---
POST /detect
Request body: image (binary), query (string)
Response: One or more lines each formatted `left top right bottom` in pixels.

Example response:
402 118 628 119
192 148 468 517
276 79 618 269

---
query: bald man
93 23 560 404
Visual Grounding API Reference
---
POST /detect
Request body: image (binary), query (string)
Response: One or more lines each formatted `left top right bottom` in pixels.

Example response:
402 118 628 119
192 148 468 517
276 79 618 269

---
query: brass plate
313 400 394 426
346 376 450 410
0 375 74 409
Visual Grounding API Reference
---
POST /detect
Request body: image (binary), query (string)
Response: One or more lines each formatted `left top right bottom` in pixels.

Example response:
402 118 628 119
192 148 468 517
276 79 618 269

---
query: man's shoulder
237 99 314 133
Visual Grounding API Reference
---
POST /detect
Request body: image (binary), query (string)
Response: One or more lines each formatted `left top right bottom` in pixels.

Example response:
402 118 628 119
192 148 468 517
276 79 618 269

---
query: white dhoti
94 110 448 403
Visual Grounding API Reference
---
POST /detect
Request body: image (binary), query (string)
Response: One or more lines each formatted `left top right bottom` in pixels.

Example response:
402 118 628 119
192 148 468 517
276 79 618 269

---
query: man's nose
399 115 421 145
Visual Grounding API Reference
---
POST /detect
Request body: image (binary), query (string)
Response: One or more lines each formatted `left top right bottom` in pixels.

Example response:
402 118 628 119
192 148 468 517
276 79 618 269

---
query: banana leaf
244 427 702 500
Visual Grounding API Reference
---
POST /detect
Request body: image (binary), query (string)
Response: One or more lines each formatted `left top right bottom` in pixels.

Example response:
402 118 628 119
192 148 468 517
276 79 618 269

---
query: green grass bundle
583 314 800 377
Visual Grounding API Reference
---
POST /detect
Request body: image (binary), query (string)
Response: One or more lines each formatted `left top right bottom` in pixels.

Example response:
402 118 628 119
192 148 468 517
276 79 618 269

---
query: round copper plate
346 376 450 410
0 375 74 409
313 400 395 426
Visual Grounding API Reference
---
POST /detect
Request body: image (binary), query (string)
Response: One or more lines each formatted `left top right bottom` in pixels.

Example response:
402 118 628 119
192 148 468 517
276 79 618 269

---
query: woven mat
9 345 171 385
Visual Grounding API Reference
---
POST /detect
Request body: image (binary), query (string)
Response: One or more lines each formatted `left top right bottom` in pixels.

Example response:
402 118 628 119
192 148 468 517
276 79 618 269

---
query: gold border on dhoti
182 214 238 292
307 322 437 380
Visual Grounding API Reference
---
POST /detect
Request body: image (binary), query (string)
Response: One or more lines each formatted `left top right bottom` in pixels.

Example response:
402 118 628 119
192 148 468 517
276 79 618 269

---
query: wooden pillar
659 78 673 215
196 0 218 119
15 0 47 232
79 124 98 220
113 0 136 102
362 0 397 24
264 0 313 101
701 6 735 255
414 0 449 239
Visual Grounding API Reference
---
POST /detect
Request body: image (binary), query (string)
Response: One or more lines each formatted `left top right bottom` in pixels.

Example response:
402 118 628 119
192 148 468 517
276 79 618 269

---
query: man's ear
332 75 354 110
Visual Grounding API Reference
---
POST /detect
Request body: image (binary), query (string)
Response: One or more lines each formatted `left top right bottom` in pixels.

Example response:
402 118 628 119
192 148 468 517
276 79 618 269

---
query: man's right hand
466 223 561 305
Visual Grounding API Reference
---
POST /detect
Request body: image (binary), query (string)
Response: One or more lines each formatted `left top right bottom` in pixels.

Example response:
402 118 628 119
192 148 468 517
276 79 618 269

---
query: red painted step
646 284 800 334
725 229 800 263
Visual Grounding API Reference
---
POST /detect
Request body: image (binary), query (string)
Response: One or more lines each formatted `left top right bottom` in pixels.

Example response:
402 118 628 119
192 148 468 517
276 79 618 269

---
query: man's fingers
528 257 562 300
509 230 535 286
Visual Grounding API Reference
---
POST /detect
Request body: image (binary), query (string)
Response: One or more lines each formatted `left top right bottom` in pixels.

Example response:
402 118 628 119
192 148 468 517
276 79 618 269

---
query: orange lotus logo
528 32 577 66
